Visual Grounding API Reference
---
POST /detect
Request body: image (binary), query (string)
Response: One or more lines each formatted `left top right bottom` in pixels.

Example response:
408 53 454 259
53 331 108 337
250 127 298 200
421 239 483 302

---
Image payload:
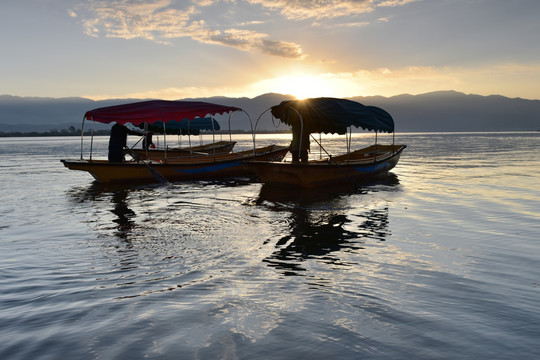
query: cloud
311 19 370 28
377 0 419 7
73 0 304 58
72 0 419 57
189 26 303 57
77 0 195 43
246 0 373 19
245 0 419 20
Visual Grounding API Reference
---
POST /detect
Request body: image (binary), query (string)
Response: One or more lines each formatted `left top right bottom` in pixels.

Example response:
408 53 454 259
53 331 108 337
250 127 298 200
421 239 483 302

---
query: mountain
0 95 127 132
351 91 540 132
1 91 538 133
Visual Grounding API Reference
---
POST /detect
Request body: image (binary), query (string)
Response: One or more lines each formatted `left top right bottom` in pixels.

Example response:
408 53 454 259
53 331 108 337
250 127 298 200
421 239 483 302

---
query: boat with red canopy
61 100 288 184
247 97 406 188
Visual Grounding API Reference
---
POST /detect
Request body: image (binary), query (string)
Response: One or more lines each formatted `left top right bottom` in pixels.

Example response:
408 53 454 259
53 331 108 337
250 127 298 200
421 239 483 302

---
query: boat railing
253 107 284 157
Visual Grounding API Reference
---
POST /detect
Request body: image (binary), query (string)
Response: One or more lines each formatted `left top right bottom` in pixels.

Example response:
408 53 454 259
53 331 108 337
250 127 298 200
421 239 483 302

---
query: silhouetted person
142 131 154 150
290 122 310 163
108 123 142 162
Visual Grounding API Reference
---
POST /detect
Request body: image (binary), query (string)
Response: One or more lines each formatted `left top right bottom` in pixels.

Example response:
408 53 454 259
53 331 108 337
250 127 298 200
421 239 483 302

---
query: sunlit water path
1 132 539 359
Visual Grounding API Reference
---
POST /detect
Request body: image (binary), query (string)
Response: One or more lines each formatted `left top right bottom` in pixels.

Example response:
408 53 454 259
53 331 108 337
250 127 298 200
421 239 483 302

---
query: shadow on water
255 173 400 206
66 181 150 240
255 174 399 276
66 178 255 242
109 189 136 240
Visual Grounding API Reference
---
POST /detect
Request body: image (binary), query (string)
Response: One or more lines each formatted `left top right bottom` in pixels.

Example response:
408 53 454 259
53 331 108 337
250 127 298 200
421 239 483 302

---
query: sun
282 75 334 99
252 74 361 100
270 75 336 99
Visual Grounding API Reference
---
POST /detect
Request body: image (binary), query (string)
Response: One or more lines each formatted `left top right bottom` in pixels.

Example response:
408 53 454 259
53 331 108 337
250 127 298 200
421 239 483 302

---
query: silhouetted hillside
351 91 539 132
1 91 538 133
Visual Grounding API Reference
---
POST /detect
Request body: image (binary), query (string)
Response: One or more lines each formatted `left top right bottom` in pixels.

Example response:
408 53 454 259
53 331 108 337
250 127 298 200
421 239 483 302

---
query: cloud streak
246 0 373 20
73 0 304 58
72 0 416 58
245 0 418 20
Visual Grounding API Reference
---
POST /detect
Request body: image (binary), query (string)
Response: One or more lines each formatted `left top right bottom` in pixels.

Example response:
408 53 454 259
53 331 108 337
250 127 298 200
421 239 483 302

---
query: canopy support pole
163 122 167 162
90 120 95 161
80 117 86 160
236 110 254 156
188 122 192 154
319 133 322 159
347 127 352 162
299 112 303 161
144 123 149 160
228 113 232 143
211 116 216 159
374 131 378 162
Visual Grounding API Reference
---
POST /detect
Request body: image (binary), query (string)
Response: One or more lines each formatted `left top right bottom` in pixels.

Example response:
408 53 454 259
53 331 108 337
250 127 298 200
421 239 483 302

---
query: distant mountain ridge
1 91 538 133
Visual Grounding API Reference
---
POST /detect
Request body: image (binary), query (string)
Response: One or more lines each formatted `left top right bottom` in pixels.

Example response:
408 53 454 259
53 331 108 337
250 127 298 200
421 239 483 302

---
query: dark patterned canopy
270 97 394 134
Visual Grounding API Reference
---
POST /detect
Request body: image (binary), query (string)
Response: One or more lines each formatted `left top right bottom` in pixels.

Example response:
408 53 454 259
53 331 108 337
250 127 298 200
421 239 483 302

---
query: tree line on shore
0 126 110 137
0 126 290 137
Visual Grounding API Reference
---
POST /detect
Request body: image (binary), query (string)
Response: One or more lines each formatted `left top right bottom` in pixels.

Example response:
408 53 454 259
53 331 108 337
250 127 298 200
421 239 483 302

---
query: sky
1 0 540 100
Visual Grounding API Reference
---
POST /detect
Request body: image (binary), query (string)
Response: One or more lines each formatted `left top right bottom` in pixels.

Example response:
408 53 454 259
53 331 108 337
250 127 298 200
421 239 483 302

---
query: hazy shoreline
2 130 537 138
0 129 292 138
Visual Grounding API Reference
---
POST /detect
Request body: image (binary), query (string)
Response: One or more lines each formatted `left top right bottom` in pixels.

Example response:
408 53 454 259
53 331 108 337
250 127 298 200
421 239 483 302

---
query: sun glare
281 76 332 99
255 74 360 100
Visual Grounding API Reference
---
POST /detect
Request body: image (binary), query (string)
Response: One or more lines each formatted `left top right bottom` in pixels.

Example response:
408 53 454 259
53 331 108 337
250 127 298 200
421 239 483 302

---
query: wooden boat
62 144 288 183
61 100 288 183
247 97 406 188
248 144 405 188
127 140 237 160
127 116 237 160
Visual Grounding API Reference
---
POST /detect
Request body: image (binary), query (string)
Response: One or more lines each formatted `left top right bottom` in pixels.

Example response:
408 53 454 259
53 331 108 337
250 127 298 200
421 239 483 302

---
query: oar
125 147 169 185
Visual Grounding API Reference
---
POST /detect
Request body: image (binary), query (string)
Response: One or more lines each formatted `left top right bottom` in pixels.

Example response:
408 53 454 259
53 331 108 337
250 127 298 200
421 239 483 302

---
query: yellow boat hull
62 145 288 184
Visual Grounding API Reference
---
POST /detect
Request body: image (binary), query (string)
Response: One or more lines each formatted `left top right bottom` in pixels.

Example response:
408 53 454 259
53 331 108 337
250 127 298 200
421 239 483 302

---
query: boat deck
311 144 405 165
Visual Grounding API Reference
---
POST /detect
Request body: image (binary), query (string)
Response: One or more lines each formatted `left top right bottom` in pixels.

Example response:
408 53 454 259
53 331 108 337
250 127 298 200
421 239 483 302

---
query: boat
62 145 287 183
127 116 236 160
61 100 288 184
128 140 237 160
247 97 406 188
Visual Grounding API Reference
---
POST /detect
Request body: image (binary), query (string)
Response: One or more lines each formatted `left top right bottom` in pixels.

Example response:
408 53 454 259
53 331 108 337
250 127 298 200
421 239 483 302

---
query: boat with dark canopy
129 117 236 161
247 97 406 188
61 100 288 184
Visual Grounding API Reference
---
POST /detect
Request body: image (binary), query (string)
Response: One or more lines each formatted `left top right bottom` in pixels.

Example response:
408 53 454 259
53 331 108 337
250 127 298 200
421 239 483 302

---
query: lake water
1 132 539 359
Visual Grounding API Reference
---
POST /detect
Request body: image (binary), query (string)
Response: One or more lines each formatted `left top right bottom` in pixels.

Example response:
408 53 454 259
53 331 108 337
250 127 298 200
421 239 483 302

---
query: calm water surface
1 132 539 359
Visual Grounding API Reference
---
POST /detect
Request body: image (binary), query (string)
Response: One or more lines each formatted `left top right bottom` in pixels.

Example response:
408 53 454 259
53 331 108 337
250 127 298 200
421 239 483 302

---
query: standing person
142 130 154 150
290 122 310 163
108 123 142 162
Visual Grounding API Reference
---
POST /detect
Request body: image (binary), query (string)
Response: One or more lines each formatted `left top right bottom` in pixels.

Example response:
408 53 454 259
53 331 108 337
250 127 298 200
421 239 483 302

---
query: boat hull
127 140 236 160
247 144 406 188
62 145 288 184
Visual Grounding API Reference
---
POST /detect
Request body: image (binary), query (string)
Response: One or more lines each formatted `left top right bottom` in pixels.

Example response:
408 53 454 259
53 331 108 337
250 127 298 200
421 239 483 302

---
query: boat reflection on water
109 189 137 240
66 182 144 241
263 211 368 275
255 175 399 276
66 173 399 280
